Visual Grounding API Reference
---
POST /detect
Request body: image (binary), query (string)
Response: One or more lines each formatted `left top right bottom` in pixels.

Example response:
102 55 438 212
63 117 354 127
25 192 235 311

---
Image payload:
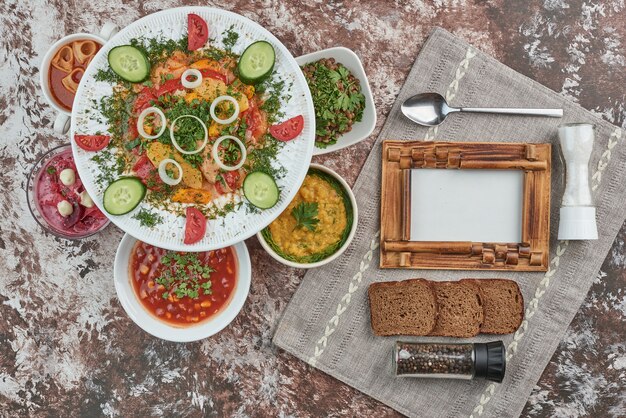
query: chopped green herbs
132 208 164 227
301 59 365 148
156 253 214 300
222 25 239 51
292 202 320 232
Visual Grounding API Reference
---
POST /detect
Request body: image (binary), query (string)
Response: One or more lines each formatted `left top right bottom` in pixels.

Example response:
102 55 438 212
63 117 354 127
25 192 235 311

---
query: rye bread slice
429 281 484 338
368 279 438 336
463 279 524 334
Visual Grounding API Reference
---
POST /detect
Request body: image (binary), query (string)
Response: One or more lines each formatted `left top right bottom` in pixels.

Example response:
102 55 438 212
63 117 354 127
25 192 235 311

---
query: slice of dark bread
429 281 484 338
463 279 524 334
368 279 438 336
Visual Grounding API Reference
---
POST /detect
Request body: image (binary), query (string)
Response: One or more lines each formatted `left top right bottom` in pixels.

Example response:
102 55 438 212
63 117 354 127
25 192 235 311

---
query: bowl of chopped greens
296 47 376 155
256 163 358 269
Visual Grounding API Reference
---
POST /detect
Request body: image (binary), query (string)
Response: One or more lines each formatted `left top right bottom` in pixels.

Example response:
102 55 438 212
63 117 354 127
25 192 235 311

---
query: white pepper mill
557 123 598 240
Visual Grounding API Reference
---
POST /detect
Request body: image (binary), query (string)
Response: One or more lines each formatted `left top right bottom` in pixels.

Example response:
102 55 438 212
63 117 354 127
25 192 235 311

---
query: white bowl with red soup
114 234 251 342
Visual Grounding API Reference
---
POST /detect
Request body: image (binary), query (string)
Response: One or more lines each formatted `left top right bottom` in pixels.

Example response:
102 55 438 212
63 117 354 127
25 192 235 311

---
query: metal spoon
401 92 563 126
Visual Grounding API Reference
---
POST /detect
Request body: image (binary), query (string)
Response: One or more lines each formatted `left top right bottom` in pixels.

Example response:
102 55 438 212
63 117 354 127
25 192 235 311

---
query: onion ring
158 158 183 186
210 95 240 125
169 115 208 155
212 135 247 172
181 68 202 89
137 107 166 140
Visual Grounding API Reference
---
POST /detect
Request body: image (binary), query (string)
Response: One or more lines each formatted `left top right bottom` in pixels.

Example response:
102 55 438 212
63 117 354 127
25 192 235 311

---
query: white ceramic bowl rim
113 234 251 342
257 163 359 269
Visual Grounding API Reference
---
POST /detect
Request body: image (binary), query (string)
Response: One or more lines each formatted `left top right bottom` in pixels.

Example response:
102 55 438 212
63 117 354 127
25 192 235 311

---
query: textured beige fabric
273 28 626 418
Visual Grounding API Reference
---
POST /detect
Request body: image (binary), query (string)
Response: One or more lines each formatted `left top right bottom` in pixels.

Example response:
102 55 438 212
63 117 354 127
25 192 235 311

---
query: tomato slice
244 99 268 142
133 87 156 114
155 78 184 97
269 115 304 141
75 134 110 151
184 206 207 244
132 155 164 190
199 68 227 83
215 171 241 195
188 14 209 51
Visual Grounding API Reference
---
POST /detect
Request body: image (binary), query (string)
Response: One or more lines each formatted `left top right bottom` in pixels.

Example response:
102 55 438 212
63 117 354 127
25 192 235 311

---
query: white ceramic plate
256 163 358 269
114 233 251 342
71 7 315 251
296 47 376 155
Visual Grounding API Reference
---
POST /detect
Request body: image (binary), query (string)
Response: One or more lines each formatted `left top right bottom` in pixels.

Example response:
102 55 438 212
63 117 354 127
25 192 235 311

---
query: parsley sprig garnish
156 253 215 300
291 202 320 232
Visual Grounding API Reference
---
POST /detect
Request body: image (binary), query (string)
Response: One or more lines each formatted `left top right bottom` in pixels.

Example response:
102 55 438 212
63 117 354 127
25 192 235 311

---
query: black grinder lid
474 341 506 383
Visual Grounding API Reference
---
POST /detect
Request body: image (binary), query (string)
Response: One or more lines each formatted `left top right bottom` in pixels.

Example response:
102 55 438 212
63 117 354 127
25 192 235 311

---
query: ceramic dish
114 233 251 342
39 23 117 133
26 144 110 239
257 163 358 269
296 46 376 155
70 7 315 252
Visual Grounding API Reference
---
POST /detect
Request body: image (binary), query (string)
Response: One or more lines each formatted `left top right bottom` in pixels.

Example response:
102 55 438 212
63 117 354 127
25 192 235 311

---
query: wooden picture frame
380 140 551 271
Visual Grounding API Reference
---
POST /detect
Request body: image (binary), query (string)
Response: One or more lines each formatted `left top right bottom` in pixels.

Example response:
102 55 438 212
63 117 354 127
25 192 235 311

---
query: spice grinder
557 123 598 240
393 341 506 382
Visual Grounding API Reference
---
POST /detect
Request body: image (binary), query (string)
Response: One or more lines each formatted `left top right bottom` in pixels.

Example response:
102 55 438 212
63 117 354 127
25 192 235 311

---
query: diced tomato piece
244 99 268 142
199 68 227 83
184 206 207 244
75 134 110 152
155 78 184 97
188 14 209 51
132 155 164 190
269 115 304 141
214 171 241 195
133 87 157 114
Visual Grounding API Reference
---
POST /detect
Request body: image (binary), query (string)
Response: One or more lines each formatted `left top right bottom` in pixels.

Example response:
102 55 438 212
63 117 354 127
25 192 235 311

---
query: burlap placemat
273 27 625 418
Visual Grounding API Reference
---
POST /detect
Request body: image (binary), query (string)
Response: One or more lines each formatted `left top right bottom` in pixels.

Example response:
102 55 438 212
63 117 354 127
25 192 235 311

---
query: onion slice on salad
212 135 247 172
137 107 167 140
158 158 183 186
169 115 209 155
210 95 240 125
181 68 203 89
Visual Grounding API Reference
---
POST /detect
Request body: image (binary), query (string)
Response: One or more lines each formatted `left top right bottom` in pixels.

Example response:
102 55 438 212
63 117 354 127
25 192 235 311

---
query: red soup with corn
129 242 238 327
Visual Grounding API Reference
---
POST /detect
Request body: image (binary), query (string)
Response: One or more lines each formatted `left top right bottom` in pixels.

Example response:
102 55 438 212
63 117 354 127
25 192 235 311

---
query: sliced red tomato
133 87 157 114
132 155 164 190
155 78 184 97
214 171 241 195
199 68 227 83
184 206 207 244
188 14 209 51
269 115 304 141
75 134 110 152
244 99 268 142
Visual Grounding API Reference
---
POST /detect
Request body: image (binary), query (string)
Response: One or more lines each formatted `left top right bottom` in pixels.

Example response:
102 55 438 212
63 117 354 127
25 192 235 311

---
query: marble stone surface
0 0 624 417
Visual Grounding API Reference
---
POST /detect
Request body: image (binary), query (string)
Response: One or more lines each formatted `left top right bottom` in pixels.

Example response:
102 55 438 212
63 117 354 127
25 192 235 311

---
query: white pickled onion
210 95 239 125
158 158 183 186
181 68 202 89
137 106 166 140
212 135 247 172
169 115 208 155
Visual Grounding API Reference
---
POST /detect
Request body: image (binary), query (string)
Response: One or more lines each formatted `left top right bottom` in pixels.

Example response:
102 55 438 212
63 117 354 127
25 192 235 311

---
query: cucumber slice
243 171 279 209
108 45 150 83
103 177 146 215
238 41 275 85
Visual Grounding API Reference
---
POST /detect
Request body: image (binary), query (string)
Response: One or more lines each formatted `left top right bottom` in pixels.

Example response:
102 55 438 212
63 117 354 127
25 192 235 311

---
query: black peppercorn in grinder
393 341 506 382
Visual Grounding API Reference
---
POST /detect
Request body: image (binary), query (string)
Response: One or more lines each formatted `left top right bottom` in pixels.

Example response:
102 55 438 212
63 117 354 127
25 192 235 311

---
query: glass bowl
26 143 110 239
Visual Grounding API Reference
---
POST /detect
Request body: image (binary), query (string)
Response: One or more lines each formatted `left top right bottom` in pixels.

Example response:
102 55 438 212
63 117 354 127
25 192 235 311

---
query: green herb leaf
291 202 320 232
